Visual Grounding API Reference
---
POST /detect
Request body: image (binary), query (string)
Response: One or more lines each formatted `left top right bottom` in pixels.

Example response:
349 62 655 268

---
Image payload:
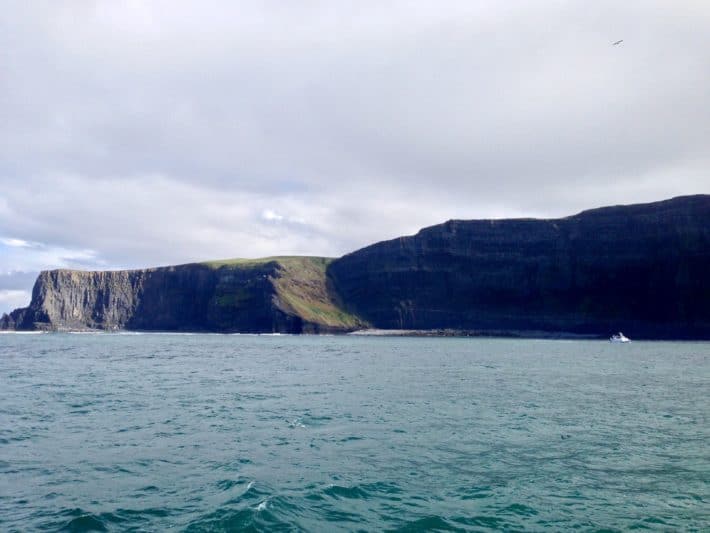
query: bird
612 39 624 46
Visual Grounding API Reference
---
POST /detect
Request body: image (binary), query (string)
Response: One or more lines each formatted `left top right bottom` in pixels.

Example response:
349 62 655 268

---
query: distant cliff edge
328 195 710 339
1 257 363 333
2 195 709 338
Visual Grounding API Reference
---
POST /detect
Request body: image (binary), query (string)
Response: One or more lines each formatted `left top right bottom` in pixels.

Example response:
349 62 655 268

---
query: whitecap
288 418 306 428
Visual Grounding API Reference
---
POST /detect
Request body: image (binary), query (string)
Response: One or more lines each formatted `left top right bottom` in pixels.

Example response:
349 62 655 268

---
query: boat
609 332 630 343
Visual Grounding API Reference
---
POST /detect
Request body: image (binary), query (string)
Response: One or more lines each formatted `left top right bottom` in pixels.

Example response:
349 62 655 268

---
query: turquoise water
0 334 708 531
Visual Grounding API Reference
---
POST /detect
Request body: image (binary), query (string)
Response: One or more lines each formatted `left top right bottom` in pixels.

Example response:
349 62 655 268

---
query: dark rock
328 195 710 339
2 257 363 333
3 195 708 337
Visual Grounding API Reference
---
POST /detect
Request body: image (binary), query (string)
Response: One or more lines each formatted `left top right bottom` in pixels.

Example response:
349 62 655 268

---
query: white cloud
261 209 284 222
0 238 33 248
0 0 708 297
0 236 103 276
0 290 31 314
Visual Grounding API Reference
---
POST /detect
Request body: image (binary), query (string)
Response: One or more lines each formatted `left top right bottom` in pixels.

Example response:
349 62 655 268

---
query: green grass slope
203 256 365 331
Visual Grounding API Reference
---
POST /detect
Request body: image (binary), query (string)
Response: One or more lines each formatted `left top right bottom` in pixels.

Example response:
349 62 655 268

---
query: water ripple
0 334 707 531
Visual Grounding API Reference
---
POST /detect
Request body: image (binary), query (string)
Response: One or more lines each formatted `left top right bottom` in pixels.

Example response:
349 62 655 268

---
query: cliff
327 195 710 339
1 257 363 333
3 195 709 337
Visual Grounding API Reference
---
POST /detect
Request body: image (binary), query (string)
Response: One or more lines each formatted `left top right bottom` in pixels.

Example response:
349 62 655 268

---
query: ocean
0 333 708 531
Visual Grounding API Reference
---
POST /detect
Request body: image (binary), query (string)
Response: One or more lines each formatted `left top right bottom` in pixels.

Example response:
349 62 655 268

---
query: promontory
2 195 709 338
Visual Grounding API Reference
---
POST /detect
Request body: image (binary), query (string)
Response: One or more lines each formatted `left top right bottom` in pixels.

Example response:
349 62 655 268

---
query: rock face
1 257 363 333
2 195 709 337
327 195 710 339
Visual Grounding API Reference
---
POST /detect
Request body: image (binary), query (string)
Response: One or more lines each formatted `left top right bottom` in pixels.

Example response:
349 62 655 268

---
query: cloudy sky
1 1 709 313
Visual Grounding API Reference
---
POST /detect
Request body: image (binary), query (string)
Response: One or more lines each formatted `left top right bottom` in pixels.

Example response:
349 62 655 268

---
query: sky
1 1 709 313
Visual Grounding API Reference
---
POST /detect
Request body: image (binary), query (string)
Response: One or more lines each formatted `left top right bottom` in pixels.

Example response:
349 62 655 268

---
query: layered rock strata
1 257 362 333
328 195 710 338
3 195 709 338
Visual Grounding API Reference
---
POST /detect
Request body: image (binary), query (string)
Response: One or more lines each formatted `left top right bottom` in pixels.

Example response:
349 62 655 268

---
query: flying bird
612 39 624 46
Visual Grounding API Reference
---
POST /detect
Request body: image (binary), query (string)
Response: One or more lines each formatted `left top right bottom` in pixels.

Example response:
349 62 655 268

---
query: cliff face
3 196 709 337
327 195 710 338
1 257 363 333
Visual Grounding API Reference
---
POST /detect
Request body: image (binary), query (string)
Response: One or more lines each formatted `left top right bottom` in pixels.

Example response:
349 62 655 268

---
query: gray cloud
1 1 709 312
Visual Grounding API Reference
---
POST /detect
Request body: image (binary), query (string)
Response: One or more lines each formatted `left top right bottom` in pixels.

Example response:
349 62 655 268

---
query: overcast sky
1 1 709 313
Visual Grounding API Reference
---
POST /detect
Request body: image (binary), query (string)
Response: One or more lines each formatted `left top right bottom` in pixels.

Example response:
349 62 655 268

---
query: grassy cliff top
203 256 363 330
201 255 334 269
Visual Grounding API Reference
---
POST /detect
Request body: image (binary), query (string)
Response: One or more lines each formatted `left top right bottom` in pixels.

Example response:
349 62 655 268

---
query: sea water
0 333 708 531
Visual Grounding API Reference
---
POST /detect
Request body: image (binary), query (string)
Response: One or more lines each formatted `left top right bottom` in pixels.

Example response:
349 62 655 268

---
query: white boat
609 332 630 343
